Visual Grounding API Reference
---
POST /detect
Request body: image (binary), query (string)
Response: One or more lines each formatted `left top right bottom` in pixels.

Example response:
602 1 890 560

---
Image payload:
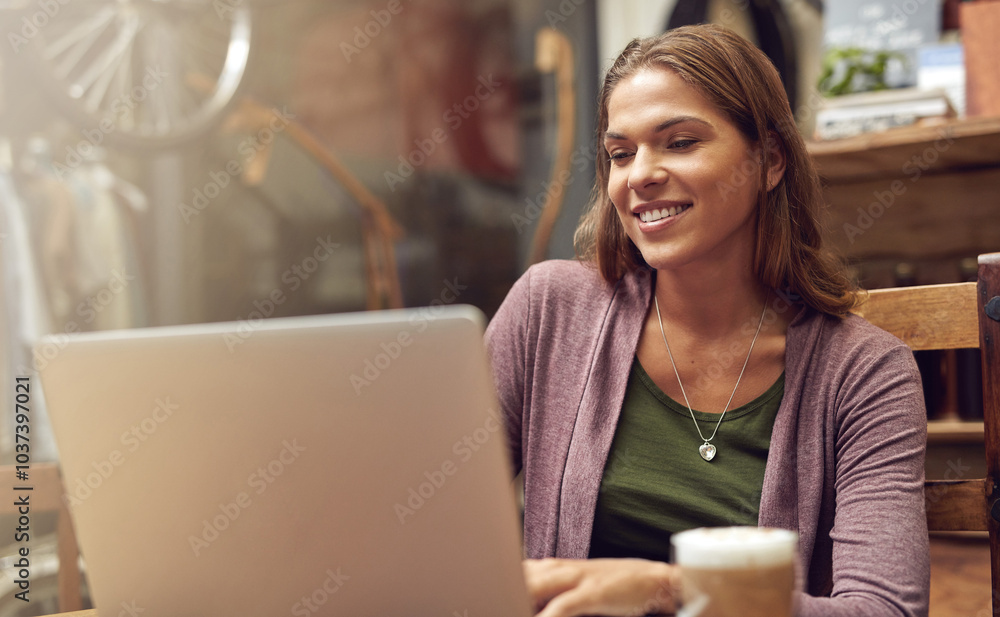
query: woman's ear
763 132 786 191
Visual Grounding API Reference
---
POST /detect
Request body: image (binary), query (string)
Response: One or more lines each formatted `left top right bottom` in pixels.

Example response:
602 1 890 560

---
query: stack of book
814 87 956 141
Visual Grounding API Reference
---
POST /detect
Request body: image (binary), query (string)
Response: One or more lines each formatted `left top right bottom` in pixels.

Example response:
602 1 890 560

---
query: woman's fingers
522 558 679 617
523 559 581 610
534 585 602 617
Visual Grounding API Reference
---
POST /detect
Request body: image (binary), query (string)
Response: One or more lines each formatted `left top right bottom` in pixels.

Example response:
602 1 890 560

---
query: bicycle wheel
15 0 252 149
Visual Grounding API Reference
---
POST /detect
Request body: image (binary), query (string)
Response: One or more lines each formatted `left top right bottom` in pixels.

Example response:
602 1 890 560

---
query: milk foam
671 526 798 569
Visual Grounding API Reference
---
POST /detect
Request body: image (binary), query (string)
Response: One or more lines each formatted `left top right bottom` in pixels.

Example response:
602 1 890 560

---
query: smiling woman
486 24 930 617
602 68 772 278
576 26 855 317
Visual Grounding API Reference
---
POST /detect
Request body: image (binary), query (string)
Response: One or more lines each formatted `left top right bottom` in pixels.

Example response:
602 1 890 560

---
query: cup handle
676 593 709 617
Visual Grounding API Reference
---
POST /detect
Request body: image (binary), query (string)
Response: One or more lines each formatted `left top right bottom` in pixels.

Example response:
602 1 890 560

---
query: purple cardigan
485 260 929 617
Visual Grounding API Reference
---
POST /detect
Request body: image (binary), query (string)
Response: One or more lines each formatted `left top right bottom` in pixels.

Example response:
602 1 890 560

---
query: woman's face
604 67 772 274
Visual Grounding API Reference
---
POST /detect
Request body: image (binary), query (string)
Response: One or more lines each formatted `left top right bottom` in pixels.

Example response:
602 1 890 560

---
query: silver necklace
653 295 768 462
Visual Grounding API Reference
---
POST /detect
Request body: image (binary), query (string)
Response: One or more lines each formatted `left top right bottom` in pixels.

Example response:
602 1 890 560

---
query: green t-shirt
589 358 784 562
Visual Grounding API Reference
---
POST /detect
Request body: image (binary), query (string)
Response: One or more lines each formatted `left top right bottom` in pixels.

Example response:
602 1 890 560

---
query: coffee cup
671 526 798 617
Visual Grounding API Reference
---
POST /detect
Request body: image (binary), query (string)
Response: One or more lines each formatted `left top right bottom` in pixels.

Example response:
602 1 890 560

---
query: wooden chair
852 252 1000 613
0 462 83 612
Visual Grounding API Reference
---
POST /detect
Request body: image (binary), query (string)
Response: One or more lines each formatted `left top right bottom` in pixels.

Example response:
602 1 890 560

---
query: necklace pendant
699 443 717 461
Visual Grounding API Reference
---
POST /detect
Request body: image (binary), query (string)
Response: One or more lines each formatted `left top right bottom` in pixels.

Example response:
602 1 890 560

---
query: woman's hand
523 557 680 617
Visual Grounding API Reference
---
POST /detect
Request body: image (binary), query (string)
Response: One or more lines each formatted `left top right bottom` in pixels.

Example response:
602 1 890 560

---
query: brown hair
574 24 858 316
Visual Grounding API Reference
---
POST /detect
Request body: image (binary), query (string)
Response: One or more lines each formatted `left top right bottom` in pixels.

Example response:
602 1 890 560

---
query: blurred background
0 0 997 614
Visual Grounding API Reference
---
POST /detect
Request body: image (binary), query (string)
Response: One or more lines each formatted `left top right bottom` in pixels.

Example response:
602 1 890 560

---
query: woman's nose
627 149 668 191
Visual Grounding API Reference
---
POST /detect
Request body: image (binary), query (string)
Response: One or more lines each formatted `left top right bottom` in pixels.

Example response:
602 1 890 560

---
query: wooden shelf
808 115 1000 183
807 116 1000 261
927 420 985 445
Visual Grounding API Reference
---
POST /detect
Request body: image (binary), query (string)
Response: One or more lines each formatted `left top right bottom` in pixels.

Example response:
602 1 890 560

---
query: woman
485 24 929 617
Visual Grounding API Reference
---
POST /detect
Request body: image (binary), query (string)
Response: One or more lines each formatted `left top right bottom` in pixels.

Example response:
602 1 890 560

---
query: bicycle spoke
69 15 140 100
83 35 129 116
42 5 115 60
23 0 252 146
143 19 173 134
164 37 191 132
113 37 135 133
48 9 118 81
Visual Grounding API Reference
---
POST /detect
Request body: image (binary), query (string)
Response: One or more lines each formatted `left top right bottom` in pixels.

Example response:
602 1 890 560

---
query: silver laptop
37 306 532 617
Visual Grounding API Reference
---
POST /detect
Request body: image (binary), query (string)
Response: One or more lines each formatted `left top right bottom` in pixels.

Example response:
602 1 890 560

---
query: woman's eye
670 139 697 149
609 151 633 162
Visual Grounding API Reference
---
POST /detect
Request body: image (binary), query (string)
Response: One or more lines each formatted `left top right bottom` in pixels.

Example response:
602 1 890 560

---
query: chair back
852 253 1000 611
0 462 83 611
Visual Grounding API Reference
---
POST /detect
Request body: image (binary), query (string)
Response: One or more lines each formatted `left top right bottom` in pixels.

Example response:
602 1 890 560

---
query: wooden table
36 540 993 617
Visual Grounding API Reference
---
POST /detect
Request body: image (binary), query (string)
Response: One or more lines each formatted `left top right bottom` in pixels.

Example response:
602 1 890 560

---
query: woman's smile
633 200 692 231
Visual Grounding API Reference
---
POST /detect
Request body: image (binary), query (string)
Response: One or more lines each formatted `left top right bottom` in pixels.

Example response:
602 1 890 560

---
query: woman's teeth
639 204 691 223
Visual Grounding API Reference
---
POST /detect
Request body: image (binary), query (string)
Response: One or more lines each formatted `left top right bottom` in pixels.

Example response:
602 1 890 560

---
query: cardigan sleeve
799 343 930 617
484 267 532 477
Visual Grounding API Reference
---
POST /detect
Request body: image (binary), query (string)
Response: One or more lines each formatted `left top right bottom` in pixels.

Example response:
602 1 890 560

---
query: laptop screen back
38 306 531 617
